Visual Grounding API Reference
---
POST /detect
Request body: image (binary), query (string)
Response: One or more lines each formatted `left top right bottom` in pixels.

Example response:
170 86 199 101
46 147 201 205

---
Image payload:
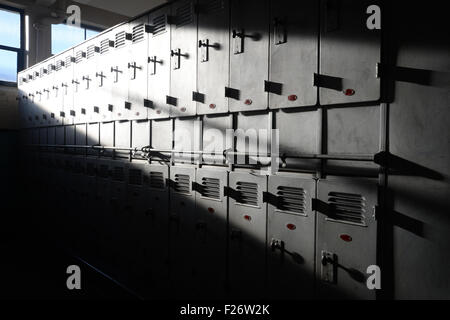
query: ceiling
74 0 168 17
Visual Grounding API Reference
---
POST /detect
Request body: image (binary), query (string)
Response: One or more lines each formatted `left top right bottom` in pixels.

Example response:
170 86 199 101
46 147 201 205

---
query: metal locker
127 17 149 120
229 0 269 112
47 126 56 147
315 177 378 299
33 65 48 127
267 173 316 299
17 74 28 128
169 0 198 117
99 121 114 157
27 67 39 128
147 6 171 119
131 120 150 150
137 163 170 298
194 168 228 298
168 165 198 296
202 114 232 165
95 33 115 122
268 0 318 109
50 57 63 126
318 0 381 105
75 123 87 155
65 125 75 153
84 158 100 262
87 122 100 156
55 125 65 148
60 50 75 125
197 0 230 115
228 170 267 298
74 41 97 124
31 128 39 146
115 120 131 158
276 109 321 171
174 117 201 164
71 156 88 256
44 59 58 126
108 160 129 278
39 127 47 147
235 112 271 167
151 118 173 162
326 105 380 174
94 159 113 267
110 25 131 121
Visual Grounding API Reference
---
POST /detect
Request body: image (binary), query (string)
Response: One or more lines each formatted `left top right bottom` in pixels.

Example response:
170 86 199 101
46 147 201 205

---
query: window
0 5 24 85
51 23 102 55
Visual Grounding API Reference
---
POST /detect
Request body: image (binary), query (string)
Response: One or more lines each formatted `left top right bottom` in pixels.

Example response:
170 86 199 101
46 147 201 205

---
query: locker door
100 121 114 157
96 34 114 122
75 123 87 155
74 43 96 124
202 114 232 165
87 122 100 156
229 0 269 112
138 164 170 298
72 157 88 256
52 58 66 126
127 17 149 120
197 0 230 115
318 0 381 105
110 26 131 121
61 51 75 125
84 158 99 262
316 177 378 299
269 0 318 109
228 171 267 298
194 168 228 298
70 49 85 124
109 160 128 278
95 159 113 268
65 125 75 153
168 166 198 297
34 66 48 127
169 0 198 117
84 44 103 124
55 125 65 148
115 120 131 159
28 68 39 127
267 174 316 299
17 75 27 128
174 117 201 164
132 120 150 151
147 7 171 119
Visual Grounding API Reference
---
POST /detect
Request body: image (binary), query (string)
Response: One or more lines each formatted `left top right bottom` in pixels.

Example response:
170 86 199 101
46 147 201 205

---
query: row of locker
25 151 378 299
17 0 381 128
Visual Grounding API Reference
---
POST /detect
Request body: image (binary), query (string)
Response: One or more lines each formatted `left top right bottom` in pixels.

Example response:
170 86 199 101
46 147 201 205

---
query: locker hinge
125 33 133 41
108 104 113 112
313 73 343 91
192 91 205 103
166 95 177 106
312 198 332 217
94 46 100 53
264 80 283 95
144 99 153 108
373 205 380 220
93 106 99 113
70 110 75 116
81 108 86 115
263 191 279 206
167 178 176 189
81 52 86 58
224 186 239 200
224 87 240 100
70 57 76 63
144 24 153 33
192 181 201 192
109 40 115 47
50 113 55 118
124 101 131 110
60 111 65 118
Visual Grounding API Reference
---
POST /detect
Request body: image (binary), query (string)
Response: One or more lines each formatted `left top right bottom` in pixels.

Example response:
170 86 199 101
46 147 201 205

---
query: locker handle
232 29 260 40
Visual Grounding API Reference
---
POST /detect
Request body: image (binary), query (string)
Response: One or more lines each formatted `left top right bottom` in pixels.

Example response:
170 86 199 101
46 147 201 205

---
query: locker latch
232 29 244 54
93 106 99 113
273 18 287 45
143 99 153 108
192 91 204 103
313 73 343 92
270 238 284 252
166 95 177 106
124 101 131 110
96 72 106 87
125 33 132 41
321 251 337 284
128 61 142 80
60 111 65 118
144 24 153 33
224 87 240 100
171 49 184 70
148 56 162 75
82 76 91 89
264 81 283 95
111 66 123 83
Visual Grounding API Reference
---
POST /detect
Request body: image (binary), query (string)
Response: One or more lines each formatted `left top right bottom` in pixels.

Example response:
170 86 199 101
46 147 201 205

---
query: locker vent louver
277 186 306 215
75 50 83 63
47 64 53 74
176 2 193 28
132 24 144 43
39 67 45 77
129 169 142 185
55 60 63 71
204 0 224 14
115 31 126 49
100 39 110 54
174 174 190 194
149 171 165 189
200 177 220 200
98 164 109 178
236 182 258 206
328 192 366 225
86 45 95 59
152 15 166 36
113 166 125 181
64 56 72 68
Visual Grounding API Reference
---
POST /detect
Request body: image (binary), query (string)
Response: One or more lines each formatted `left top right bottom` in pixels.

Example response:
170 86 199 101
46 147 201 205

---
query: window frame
0 4 25 87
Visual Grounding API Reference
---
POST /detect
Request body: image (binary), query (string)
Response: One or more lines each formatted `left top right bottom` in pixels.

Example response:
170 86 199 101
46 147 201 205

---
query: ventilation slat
204 0 224 14
86 45 95 59
129 169 142 185
276 186 307 215
236 181 258 206
174 174 190 193
328 192 366 225
176 2 193 27
115 31 126 49
149 171 165 189
75 50 83 63
132 24 144 43
152 15 166 36
200 177 220 200
65 56 72 68
100 39 110 54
